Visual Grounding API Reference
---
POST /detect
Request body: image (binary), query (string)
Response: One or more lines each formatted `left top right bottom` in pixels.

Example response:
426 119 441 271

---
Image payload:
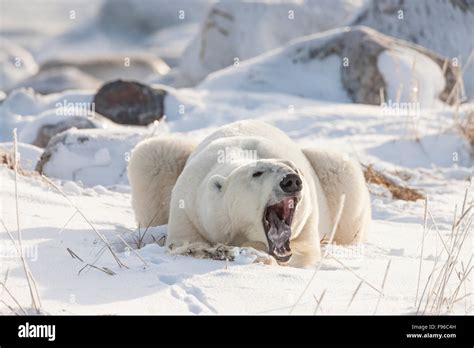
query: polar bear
128 120 370 268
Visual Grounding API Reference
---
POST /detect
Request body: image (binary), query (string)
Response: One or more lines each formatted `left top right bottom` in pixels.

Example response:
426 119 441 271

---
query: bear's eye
252 171 264 178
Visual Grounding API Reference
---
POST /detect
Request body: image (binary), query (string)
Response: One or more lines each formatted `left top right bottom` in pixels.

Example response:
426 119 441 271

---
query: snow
1 0 473 316
0 162 471 314
200 50 351 103
0 89 96 142
377 49 445 108
0 0 100 52
0 40 38 91
33 0 214 68
368 132 472 169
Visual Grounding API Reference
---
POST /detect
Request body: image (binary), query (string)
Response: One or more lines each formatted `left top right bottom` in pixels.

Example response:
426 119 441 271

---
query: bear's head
205 158 310 265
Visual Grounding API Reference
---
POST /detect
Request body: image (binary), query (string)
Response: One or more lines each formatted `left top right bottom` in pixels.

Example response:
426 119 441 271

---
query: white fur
128 136 196 227
128 120 371 268
302 148 371 244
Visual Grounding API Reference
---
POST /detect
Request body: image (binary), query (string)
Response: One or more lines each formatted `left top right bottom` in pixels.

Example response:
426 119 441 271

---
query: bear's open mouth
263 196 298 264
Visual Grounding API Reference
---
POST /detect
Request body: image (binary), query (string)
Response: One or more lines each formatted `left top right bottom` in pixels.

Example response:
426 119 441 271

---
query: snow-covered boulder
0 88 44 116
353 0 474 99
200 26 458 107
36 128 148 186
144 23 201 67
12 67 101 95
0 40 38 91
0 142 43 171
0 88 101 143
179 0 367 85
0 89 44 142
40 53 169 83
20 114 103 148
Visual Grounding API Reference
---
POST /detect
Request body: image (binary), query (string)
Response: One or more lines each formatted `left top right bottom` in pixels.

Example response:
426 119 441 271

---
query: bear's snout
279 173 302 193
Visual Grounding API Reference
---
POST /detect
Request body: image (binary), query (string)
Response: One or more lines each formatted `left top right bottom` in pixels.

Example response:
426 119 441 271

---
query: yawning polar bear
128 120 371 267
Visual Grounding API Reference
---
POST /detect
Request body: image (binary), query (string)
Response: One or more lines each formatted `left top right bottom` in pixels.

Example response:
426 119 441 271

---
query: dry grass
458 108 474 149
41 175 128 270
373 260 391 314
132 210 162 250
415 197 429 308
66 248 116 276
313 289 326 315
416 186 473 314
0 149 15 169
0 130 43 315
449 51 473 155
289 194 346 314
0 268 26 315
363 164 424 201
0 147 39 178
346 280 363 311
117 235 149 267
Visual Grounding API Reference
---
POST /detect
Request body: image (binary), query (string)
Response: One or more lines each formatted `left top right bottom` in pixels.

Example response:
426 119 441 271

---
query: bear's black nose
280 173 302 193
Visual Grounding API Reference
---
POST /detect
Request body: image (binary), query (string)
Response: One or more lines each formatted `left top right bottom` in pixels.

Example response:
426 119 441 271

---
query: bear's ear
208 174 226 192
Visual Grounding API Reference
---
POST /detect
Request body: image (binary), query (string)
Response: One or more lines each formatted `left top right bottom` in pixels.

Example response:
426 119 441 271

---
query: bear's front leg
240 241 278 266
170 242 277 265
169 242 236 260
166 207 276 265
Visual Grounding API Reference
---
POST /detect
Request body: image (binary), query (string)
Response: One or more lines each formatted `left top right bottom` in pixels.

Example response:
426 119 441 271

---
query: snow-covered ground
0 0 472 315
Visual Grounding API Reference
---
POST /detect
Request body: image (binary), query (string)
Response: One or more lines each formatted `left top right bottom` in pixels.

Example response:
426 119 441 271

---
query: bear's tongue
267 208 291 248
264 197 295 263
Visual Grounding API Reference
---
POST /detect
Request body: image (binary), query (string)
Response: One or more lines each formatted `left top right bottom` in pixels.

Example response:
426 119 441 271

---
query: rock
352 0 474 99
36 128 147 187
179 0 366 85
93 80 167 125
305 26 458 105
0 40 38 91
40 54 170 82
13 67 101 95
200 26 459 107
32 116 99 148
